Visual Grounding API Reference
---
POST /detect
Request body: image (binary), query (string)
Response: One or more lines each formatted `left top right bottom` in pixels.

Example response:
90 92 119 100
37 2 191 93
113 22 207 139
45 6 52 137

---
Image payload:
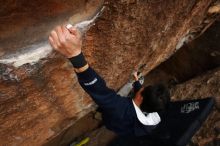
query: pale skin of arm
48 25 88 73
49 25 143 106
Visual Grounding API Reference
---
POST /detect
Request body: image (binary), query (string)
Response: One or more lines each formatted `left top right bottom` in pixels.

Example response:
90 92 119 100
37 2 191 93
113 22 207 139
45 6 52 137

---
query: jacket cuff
69 52 87 68
133 81 142 93
76 67 96 82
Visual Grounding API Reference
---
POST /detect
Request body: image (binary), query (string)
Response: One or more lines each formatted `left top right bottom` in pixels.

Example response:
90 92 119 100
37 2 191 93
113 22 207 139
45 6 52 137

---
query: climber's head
134 84 170 113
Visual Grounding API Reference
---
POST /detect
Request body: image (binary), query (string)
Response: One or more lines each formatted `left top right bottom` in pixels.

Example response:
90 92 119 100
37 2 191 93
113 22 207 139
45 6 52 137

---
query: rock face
171 68 220 146
0 0 218 145
143 20 220 145
0 0 103 56
144 20 220 87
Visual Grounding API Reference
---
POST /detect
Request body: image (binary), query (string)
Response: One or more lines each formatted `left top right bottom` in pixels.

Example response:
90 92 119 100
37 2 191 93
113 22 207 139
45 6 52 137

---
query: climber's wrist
67 50 82 58
69 52 87 69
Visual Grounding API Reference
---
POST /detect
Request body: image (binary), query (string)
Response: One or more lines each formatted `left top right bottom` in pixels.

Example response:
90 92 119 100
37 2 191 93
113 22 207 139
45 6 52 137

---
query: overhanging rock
0 0 218 145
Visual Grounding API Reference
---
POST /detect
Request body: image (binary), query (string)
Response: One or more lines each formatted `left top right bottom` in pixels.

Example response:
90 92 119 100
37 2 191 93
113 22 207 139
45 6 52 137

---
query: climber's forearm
49 24 124 109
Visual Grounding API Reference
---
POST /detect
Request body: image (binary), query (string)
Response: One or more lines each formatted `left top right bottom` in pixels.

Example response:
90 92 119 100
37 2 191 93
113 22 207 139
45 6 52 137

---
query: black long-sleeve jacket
76 67 157 136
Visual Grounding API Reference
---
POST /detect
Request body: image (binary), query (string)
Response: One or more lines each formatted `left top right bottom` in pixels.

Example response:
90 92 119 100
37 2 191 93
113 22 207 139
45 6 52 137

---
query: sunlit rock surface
0 0 218 145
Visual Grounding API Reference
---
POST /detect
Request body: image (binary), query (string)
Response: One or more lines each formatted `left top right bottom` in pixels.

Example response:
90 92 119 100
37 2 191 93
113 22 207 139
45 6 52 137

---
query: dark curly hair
140 84 170 113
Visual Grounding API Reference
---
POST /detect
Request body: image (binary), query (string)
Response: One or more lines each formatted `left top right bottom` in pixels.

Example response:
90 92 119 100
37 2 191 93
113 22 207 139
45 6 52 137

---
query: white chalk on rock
0 7 105 67
0 42 52 67
72 6 105 33
66 24 73 29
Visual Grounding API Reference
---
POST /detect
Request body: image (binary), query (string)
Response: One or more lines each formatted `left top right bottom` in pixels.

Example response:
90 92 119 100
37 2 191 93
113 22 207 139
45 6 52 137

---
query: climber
48 25 170 137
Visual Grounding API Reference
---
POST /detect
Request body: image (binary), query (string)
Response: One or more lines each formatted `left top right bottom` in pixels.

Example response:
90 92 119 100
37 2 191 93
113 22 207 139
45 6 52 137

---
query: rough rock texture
89 0 216 89
144 20 220 87
0 0 218 145
171 68 220 146
0 57 96 146
0 0 103 56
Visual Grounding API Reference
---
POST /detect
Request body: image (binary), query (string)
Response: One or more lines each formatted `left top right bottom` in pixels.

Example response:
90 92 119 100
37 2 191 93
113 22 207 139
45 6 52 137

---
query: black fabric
109 98 214 146
76 66 214 145
160 97 214 146
133 81 142 94
69 52 87 68
76 67 158 136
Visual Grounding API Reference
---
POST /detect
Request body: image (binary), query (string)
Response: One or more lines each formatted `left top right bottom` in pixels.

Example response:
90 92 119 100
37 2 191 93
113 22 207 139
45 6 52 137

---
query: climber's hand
49 25 82 58
133 72 139 81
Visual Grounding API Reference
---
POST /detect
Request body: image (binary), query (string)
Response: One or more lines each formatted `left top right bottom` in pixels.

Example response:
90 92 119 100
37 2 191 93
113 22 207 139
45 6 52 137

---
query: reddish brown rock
0 0 218 145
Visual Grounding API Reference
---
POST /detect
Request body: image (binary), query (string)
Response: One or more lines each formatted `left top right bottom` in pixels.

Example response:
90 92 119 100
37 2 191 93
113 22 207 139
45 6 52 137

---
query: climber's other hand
133 72 139 81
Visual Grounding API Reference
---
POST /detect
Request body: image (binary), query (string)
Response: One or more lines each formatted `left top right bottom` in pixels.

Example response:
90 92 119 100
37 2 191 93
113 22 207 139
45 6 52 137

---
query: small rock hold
13 136 23 141
210 51 220 57
214 96 220 109
207 78 216 84
120 0 136 4
208 4 220 14
48 128 55 137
